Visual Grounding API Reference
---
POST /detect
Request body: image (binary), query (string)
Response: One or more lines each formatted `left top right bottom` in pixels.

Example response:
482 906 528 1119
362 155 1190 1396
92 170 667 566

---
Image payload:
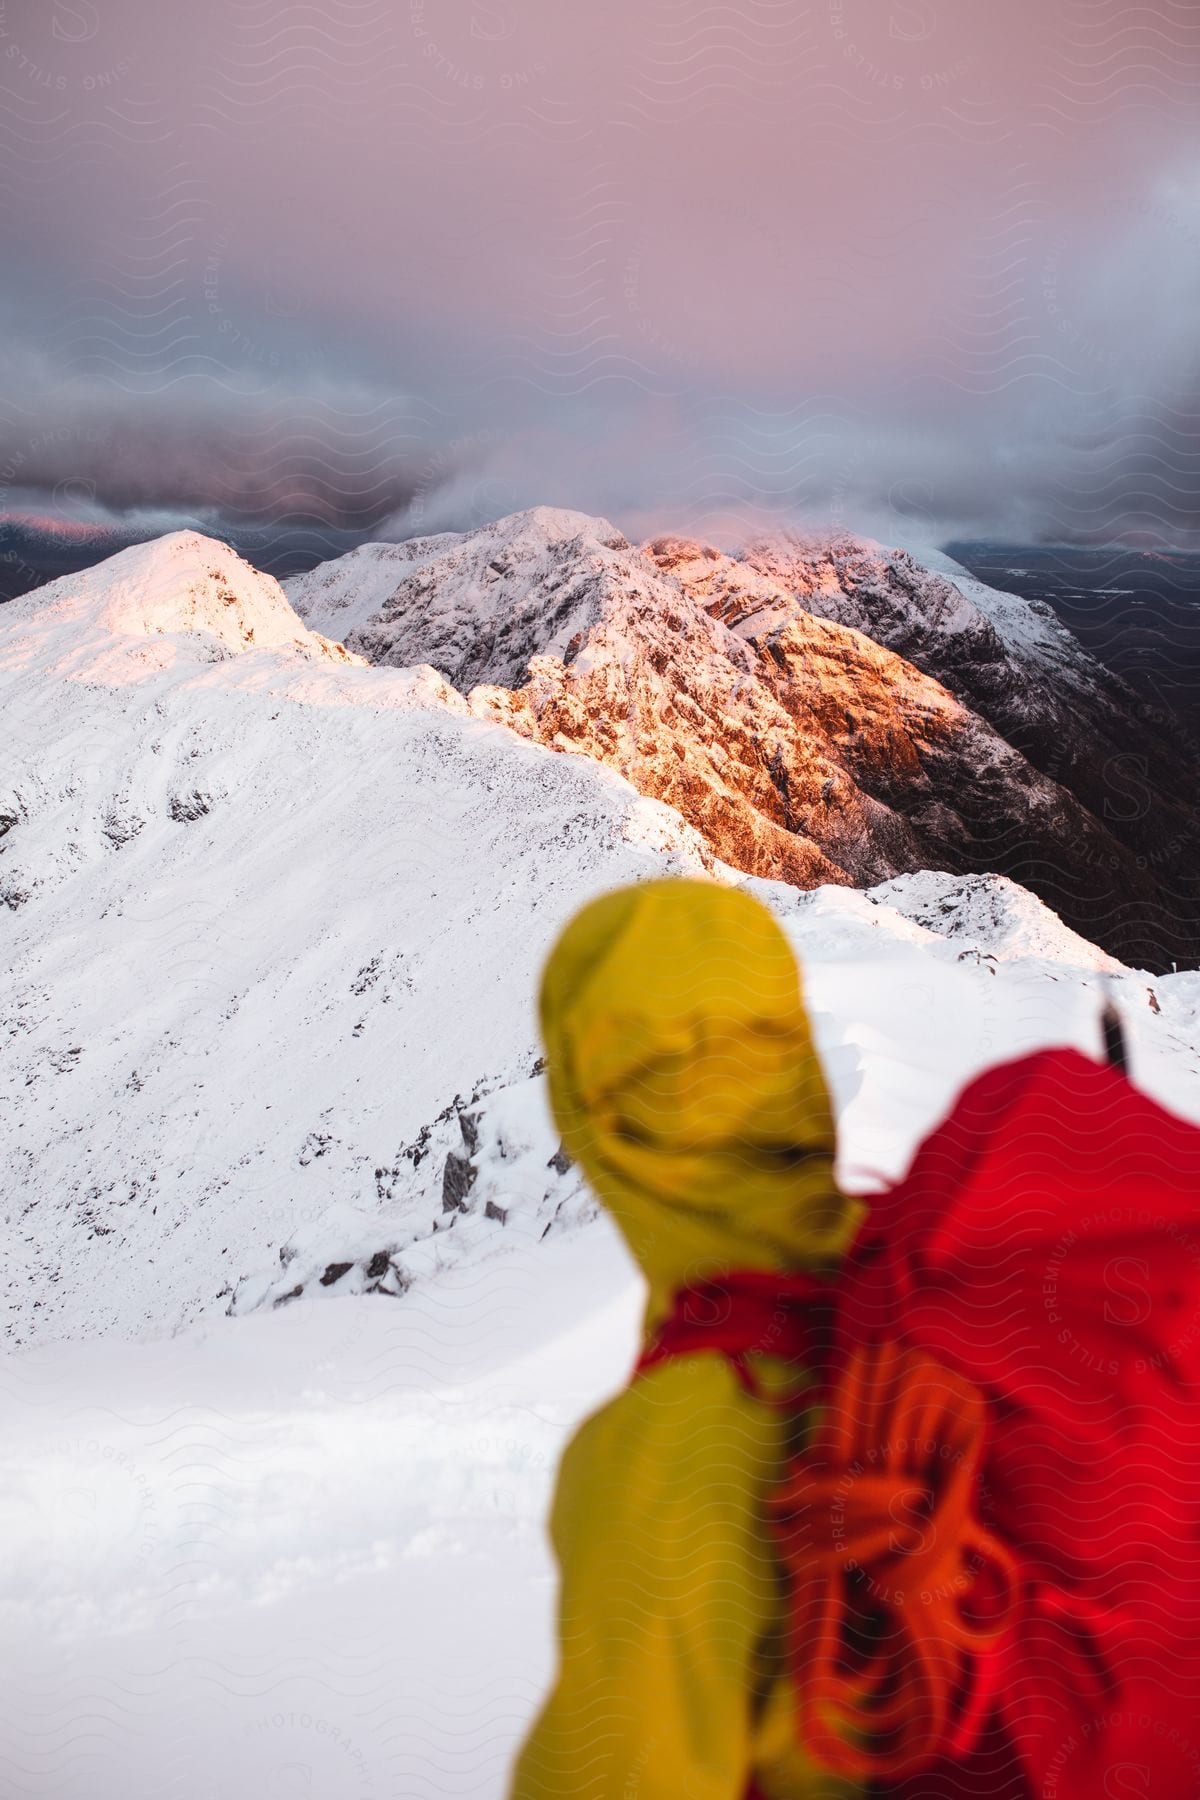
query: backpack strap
634 1269 836 1404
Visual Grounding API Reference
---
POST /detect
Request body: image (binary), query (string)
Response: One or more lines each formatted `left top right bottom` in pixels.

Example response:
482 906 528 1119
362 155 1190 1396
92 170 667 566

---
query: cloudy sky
3 0 1200 570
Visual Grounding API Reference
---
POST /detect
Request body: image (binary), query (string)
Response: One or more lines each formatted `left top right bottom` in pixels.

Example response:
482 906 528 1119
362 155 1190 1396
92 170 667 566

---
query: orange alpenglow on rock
508 878 865 1800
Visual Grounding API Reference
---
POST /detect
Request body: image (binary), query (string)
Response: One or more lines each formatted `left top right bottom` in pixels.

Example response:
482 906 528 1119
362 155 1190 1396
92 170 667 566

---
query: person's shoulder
562 1354 759 1478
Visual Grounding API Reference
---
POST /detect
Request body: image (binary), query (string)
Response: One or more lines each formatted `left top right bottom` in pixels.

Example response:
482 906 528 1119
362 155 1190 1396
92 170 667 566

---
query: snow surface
4 528 1200 1797
1 531 719 1345
0 1229 643 1800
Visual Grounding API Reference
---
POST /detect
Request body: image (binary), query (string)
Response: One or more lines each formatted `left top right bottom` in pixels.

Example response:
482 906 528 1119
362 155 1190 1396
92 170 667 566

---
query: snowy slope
2 529 359 678
2 869 1198 1800
281 529 463 641
0 1230 643 1800
1 530 721 1344
228 862 1195 1316
739 530 1083 686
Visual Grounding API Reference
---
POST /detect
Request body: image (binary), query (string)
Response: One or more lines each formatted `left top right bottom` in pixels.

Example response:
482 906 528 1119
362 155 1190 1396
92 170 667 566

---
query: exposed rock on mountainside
727 533 1200 955
289 509 1189 967
225 867 1189 1322
288 507 628 688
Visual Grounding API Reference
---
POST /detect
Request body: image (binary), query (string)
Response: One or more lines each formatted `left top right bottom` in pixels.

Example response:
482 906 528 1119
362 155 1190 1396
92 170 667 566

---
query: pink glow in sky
3 0 1200 546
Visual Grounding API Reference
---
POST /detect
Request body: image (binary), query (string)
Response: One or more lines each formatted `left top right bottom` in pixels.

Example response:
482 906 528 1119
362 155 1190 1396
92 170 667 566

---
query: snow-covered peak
287 506 638 688
0 530 358 681
865 870 1121 970
497 504 628 546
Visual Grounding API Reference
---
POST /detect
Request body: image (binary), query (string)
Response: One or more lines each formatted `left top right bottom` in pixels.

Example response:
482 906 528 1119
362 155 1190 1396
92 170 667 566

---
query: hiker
509 878 1200 1799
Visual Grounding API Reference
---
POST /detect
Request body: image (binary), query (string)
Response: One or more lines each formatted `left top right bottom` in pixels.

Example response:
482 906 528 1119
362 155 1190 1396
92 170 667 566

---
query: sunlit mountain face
282 509 1200 972
9 520 1200 755
9 506 1200 968
11 512 1200 769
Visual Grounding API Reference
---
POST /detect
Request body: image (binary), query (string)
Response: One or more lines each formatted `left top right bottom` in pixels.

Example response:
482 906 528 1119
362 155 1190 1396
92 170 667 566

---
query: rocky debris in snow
101 806 147 846
441 1152 476 1213
227 1065 590 1318
168 789 211 823
350 956 382 995
861 870 1121 971
298 1131 334 1167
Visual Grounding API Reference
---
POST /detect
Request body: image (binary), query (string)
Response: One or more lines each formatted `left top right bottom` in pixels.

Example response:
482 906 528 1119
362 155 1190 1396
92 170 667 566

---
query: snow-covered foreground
0 1229 641 1800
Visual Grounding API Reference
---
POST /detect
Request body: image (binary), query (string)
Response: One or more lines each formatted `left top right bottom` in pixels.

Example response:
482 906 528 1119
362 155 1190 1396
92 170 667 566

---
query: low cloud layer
3 0 1199 556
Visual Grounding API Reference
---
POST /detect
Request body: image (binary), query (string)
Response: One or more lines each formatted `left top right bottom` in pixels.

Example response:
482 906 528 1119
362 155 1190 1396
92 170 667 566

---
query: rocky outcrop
728 533 1200 966
288 506 624 687
227 1064 590 1318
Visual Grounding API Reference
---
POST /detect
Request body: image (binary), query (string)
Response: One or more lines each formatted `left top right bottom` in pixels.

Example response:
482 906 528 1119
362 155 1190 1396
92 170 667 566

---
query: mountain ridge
288 509 1199 969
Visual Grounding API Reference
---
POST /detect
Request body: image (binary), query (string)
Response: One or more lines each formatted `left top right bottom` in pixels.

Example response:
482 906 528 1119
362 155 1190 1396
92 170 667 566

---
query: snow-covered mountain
4 523 1199 1349
5 528 359 678
288 507 1198 968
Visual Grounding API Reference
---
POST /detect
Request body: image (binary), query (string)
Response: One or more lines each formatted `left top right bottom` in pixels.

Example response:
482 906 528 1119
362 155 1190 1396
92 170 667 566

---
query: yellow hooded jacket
509 880 865 1800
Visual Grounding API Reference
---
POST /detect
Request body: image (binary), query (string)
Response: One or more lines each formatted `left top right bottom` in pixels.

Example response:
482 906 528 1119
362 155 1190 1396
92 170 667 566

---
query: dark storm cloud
0 369 435 532
2 0 1199 551
1 399 421 527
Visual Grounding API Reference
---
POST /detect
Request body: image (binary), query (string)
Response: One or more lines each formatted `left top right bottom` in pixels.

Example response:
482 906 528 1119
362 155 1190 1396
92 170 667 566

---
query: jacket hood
539 879 863 1332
